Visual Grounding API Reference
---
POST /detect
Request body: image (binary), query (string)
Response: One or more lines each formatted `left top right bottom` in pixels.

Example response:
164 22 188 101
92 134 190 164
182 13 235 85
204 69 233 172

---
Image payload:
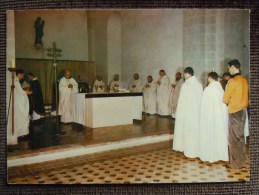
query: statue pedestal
34 43 43 49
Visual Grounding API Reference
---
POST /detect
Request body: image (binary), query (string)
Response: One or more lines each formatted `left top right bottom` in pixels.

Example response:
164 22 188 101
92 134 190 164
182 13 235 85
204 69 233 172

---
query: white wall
87 11 111 84
13 9 249 86
218 10 249 79
107 13 122 83
183 9 249 87
121 10 183 86
15 10 88 61
183 9 207 86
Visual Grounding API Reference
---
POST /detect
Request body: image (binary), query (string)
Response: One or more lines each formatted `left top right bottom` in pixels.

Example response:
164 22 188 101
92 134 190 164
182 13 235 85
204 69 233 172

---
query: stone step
8 133 173 168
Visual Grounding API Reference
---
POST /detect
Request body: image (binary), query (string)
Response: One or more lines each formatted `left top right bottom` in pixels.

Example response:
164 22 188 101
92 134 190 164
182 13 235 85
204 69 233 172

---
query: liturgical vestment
110 80 123 92
143 81 157 114
157 75 171 116
58 77 78 123
29 77 45 120
8 77 30 145
129 79 142 92
93 80 105 93
199 81 229 163
173 76 203 158
170 78 184 118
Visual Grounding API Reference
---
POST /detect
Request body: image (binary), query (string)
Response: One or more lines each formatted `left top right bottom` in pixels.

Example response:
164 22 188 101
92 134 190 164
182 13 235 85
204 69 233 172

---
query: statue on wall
34 17 45 49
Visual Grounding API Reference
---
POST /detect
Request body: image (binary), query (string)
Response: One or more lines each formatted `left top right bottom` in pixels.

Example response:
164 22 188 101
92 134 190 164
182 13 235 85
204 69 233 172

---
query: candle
212 67 215 72
11 59 15 68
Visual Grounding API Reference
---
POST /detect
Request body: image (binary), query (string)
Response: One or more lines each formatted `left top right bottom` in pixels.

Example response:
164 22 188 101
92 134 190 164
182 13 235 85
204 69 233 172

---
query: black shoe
18 135 29 141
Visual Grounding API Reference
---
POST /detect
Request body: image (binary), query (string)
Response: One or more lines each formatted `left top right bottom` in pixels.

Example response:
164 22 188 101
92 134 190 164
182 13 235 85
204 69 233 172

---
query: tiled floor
8 141 250 184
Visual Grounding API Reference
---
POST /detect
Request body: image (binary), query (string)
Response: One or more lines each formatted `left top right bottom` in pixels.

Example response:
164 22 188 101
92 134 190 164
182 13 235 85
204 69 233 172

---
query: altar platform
7 114 173 167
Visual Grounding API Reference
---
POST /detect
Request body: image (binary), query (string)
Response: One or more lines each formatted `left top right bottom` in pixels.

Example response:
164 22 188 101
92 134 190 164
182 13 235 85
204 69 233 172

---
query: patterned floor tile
8 142 249 184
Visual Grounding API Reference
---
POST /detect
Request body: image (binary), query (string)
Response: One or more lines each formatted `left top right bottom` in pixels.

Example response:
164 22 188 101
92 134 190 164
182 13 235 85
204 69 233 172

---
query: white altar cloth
72 93 142 128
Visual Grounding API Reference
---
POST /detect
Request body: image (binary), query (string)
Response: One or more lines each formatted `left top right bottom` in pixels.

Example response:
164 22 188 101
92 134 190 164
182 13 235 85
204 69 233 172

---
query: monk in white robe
169 72 184 118
173 67 203 158
93 76 105 93
8 69 30 145
58 70 78 123
110 74 123 92
129 73 142 92
143 75 157 114
199 72 229 163
156 70 171 116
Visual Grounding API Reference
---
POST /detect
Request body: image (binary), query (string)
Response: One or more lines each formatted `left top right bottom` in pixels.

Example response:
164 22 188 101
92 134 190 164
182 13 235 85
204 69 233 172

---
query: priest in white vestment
58 70 78 123
199 72 229 163
143 75 157 114
110 74 123 92
129 73 142 92
173 67 203 158
156 70 171 116
169 72 184 118
8 69 30 145
93 75 105 93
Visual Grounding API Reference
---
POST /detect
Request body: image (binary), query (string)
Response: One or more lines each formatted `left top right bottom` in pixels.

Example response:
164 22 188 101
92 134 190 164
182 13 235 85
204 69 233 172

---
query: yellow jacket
223 75 248 113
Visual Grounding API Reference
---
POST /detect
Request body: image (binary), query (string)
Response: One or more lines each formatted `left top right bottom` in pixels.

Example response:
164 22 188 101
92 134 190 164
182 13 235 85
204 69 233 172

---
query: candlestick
11 59 15 68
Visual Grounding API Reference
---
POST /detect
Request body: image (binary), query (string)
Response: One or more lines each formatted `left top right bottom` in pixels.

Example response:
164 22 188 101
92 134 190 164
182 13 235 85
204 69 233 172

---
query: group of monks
9 59 249 170
172 60 249 170
119 63 248 169
105 70 184 118
58 69 184 123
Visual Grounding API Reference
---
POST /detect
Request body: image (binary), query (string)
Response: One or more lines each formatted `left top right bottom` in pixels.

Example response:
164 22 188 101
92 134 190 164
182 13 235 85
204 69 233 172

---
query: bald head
64 70 71 79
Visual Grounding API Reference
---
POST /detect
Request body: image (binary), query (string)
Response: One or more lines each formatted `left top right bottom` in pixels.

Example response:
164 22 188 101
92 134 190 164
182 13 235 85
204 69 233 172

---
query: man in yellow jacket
223 59 249 169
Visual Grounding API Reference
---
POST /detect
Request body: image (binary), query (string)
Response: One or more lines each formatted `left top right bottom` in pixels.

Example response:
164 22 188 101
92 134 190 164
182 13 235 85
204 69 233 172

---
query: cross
46 42 62 127
46 42 62 63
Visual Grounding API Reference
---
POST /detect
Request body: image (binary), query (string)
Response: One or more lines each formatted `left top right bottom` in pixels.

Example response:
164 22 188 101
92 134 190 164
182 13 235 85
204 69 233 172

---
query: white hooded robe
8 77 30 145
129 79 142 92
143 81 157 114
110 80 123 92
199 81 229 163
172 76 203 158
170 78 184 118
157 75 171 116
93 80 105 93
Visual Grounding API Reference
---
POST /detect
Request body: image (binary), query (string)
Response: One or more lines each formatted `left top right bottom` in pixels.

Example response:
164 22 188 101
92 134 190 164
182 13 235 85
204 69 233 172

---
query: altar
72 92 143 128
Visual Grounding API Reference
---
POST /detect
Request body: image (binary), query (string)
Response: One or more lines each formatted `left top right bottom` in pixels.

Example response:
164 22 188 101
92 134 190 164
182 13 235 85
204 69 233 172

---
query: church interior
6 9 250 184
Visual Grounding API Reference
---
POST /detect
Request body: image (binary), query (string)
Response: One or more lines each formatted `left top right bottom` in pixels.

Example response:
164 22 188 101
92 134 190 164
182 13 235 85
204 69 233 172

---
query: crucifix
47 42 62 64
46 42 62 116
